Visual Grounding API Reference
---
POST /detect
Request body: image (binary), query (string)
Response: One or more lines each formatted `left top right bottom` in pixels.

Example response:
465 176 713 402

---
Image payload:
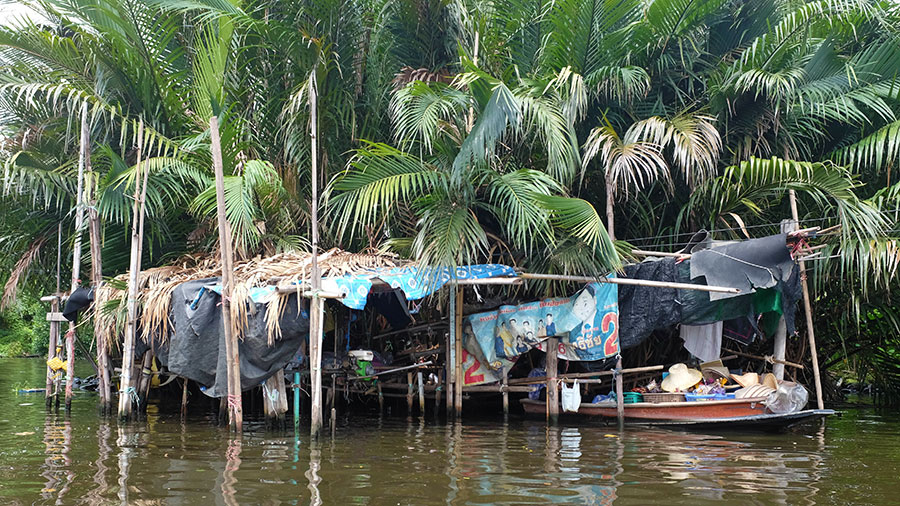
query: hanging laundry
681 321 723 363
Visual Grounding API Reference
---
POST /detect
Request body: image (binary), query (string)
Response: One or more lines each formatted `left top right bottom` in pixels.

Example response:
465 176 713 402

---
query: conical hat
735 384 774 399
731 372 759 388
661 363 703 392
761 373 778 390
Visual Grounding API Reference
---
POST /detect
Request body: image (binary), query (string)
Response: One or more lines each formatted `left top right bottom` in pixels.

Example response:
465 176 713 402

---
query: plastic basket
642 392 685 403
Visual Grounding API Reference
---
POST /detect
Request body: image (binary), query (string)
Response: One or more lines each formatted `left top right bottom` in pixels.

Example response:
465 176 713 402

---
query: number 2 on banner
462 349 484 385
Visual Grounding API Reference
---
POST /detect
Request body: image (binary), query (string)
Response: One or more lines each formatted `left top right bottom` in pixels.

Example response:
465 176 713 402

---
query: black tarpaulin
167 277 308 398
690 233 795 301
62 286 93 322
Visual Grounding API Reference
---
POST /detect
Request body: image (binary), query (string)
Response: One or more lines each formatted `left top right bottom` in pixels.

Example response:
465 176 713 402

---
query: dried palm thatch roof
96 249 406 350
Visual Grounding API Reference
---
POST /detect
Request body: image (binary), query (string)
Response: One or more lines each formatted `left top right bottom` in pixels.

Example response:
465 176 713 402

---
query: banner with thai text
461 282 618 385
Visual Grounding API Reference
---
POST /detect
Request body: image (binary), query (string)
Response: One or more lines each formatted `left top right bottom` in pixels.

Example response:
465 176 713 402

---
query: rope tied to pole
120 386 139 406
227 394 242 412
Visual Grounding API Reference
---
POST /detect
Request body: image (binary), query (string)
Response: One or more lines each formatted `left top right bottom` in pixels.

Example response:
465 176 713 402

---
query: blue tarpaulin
202 264 516 310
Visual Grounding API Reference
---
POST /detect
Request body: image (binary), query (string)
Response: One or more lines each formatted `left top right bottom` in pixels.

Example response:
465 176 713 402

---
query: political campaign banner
461 282 619 385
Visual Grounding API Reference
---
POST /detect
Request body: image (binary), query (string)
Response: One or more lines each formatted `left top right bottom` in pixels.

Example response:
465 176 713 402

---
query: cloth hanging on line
681 321 723 363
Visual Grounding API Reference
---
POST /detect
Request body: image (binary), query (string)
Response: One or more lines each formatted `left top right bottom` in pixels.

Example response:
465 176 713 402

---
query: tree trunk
605 174 616 241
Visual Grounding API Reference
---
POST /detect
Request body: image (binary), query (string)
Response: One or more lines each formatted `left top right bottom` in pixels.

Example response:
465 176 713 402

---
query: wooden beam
454 286 463 417
507 364 665 386
615 356 624 427
631 249 690 258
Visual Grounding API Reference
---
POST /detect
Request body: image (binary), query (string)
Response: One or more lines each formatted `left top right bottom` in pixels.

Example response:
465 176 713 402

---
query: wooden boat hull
521 397 769 420
519 398 835 430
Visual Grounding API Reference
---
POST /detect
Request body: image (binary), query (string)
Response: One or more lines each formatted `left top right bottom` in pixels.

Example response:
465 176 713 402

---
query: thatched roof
96 248 406 349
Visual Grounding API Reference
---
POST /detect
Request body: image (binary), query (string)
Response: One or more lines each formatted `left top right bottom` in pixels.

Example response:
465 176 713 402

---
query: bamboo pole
293 372 301 432
46 225 63 410
181 378 189 419
308 70 324 437
210 116 243 432
406 372 414 413
454 286 463 417
64 103 89 412
84 113 110 415
721 348 804 369
502 375 509 415
546 338 559 423
518 272 740 294
789 190 825 410
507 364 665 386
417 370 426 413
117 119 145 420
615 357 624 427
446 303 454 417
434 372 442 417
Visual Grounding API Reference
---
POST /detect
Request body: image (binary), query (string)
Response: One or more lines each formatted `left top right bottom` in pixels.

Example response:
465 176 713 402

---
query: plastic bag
561 379 581 413
765 381 809 414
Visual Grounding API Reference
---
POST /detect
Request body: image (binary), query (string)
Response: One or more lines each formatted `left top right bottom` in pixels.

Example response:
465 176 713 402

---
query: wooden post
64 103 89 412
46 225 62 410
181 378 189 419
434 372 442 417
377 381 384 413
417 371 425 414
406 372 414 413
210 115 243 432
117 120 146 420
45 297 60 409
789 190 825 409
84 110 110 415
136 353 153 411
546 337 559 423
773 316 787 381
615 356 624 427
445 322 454 416
454 287 463 417
502 374 509 415
308 68 324 438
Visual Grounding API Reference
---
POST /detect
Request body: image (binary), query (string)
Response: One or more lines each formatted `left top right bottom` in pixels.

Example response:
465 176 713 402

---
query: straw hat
702 366 731 382
761 373 778 390
731 372 759 388
661 363 703 392
735 384 774 399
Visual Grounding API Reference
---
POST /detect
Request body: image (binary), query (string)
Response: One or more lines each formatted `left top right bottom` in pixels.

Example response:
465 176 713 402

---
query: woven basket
642 392 685 403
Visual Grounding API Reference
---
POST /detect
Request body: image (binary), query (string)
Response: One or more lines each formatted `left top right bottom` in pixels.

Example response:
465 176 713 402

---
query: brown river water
1 357 899 505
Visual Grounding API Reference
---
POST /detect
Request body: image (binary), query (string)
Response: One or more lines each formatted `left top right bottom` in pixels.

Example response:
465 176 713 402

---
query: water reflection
306 440 322 506
40 414 72 503
1 353 896 506
222 437 242 506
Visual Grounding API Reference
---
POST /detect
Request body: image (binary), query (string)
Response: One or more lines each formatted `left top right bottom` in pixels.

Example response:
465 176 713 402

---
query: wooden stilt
181 378 189 419
83 110 109 415
417 370 425 414
293 371 301 432
445 324 453 417
308 69 324 438
406 372 414 413
773 316 787 381
502 374 509 415
546 337 559 423
454 287 463 417
789 190 825 409
136 353 153 411
377 381 384 413
117 119 147 421
65 103 89 413
434 372 442 418
615 356 624 427
45 296 60 409
210 115 243 432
